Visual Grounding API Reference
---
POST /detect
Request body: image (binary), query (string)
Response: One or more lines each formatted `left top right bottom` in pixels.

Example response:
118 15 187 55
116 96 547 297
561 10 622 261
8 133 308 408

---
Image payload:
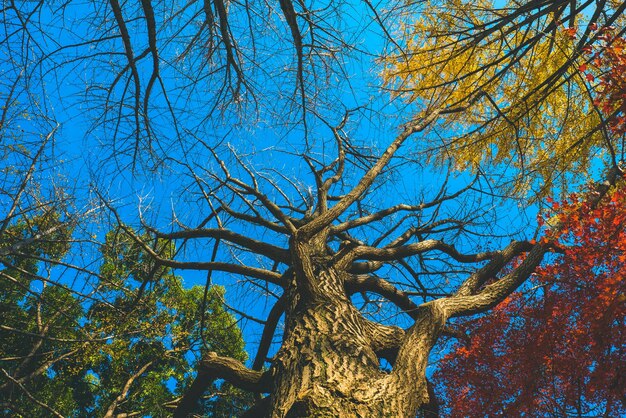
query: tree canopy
1 217 250 416
382 0 626 195
1 0 625 417
436 181 626 416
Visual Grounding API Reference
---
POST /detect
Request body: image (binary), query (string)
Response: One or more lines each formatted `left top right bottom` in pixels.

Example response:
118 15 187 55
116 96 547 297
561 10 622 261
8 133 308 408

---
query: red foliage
435 184 626 417
579 27 626 134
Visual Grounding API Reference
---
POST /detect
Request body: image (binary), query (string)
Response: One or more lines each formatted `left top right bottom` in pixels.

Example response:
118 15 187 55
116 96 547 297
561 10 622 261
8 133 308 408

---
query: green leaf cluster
1 221 250 417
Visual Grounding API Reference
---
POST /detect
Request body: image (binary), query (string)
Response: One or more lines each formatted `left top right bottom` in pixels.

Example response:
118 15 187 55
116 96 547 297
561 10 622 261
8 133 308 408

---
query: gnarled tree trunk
171 113 559 418
266 239 445 418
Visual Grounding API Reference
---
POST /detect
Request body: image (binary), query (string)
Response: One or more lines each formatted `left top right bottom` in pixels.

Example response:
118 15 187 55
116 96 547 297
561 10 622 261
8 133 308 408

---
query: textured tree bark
170 219 550 416
265 247 443 418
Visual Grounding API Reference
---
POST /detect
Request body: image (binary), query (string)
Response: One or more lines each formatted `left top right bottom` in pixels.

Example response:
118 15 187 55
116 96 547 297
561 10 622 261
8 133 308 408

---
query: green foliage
1 221 250 417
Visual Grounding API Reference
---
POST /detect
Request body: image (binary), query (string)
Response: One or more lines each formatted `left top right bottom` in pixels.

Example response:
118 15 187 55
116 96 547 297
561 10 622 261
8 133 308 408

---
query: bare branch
148 258 285 286
454 240 534 297
298 109 442 239
173 352 271 418
445 242 549 318
103 199 286 286
345 275 419 317
332 175 477 234
151 227 290 263
339 240 497 270
253 295 287 371
103 361 154 418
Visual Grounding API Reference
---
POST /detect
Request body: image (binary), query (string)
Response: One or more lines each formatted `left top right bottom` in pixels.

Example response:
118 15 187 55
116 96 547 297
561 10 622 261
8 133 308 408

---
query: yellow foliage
382 0 604 196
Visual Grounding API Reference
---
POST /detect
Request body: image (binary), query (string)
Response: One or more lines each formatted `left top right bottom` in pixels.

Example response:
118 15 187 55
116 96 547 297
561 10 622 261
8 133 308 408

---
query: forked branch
298 109 442 239
173 352 272 418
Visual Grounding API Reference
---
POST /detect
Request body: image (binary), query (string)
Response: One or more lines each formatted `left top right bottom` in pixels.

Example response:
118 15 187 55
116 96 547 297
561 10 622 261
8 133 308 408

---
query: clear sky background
2 0 542 366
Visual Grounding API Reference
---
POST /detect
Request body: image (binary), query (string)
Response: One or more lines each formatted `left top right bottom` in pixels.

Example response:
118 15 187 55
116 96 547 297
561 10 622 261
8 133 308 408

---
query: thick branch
390 303 446 416
152 227 290 263
253 296 286 371
348 260 384 274
157 259 285 286
139 0 159 118
454 240 533 297
447 169 625 316
345 275 419 316
345 275 460 341
340 240 496 269
278 0 305 111
113 222 286 286
219 200 289 234
332 204 429 233
332 176 476 234
445 243 549 317
108 0 142 156
1 369 65 418
0 215 75 258
364 320 405 363
173 352 271 418
198 354 272 392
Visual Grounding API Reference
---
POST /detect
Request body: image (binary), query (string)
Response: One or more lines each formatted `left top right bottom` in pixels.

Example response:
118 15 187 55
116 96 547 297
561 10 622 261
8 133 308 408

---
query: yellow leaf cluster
382 0 604 196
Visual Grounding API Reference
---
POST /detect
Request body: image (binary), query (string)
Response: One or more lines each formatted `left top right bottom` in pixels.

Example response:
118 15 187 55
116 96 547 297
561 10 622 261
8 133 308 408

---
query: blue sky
1 0 545 369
